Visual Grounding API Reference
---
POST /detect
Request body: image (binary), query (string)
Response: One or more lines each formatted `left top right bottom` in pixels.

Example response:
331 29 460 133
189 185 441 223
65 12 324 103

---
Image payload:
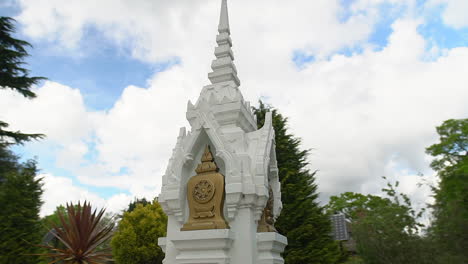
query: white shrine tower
158 0 287 263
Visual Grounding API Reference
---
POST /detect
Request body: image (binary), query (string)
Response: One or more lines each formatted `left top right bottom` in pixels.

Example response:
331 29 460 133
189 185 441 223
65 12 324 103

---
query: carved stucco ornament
257 187 277 233
181 145 229 231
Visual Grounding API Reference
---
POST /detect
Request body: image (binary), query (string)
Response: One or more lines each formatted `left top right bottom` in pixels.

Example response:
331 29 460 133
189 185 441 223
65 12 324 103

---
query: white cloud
273 19 468 207
106 193 134 214
0 78 191 200
39 173 105 216
0 81 97 144
39 173 132 217
14 0 389 62
72 66 200 196
428 0 468 28
2 1 467 216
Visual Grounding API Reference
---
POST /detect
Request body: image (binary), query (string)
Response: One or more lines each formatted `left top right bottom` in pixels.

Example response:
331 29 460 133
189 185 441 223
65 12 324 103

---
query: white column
229 207 258 264
256 232 288 264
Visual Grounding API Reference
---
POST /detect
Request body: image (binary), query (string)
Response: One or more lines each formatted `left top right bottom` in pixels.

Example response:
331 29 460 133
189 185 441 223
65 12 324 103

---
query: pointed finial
201 145 214 162
218 0 230 34
195 145 219 174
208 0 240 86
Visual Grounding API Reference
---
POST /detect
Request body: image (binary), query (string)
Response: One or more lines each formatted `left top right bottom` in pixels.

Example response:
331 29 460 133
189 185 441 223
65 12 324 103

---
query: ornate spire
208 0 240 86
218 0 230 33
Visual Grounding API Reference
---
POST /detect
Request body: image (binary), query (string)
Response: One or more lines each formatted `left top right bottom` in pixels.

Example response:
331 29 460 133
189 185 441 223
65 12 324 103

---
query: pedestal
167 229 234 264
256 232 288 264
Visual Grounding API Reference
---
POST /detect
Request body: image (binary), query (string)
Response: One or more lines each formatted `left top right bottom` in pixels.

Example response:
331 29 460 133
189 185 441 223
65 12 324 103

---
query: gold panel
181 145 229 231
257 187 277 233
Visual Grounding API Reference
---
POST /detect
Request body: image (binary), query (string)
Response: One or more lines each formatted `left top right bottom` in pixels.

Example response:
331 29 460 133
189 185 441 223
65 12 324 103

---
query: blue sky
2 2 162 200
1 4 156 111
1 0 467 215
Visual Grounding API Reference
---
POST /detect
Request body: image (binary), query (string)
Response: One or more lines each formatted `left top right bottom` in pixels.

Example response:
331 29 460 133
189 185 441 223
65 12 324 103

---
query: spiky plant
38 201 114 264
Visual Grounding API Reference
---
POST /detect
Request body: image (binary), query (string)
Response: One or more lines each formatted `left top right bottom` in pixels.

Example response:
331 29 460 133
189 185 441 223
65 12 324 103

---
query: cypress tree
0 146 44 264
253 102 340 264
0 17 45 145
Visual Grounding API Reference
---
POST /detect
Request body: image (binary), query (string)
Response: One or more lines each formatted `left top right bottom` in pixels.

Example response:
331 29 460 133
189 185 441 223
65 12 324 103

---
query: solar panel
330 214 349 241
42 228 58 245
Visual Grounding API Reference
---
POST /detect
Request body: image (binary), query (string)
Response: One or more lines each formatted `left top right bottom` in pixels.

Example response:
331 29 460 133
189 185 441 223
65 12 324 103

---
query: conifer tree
0 146 43 264
0 17 44 145
253 102 340 264
0 18 45 261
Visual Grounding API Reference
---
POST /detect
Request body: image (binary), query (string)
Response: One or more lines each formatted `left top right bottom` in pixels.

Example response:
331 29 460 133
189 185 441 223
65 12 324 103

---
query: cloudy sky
0 0 467 217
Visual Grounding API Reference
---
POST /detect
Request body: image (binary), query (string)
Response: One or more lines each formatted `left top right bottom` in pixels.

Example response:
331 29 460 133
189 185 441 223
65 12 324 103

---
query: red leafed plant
38 201 114 264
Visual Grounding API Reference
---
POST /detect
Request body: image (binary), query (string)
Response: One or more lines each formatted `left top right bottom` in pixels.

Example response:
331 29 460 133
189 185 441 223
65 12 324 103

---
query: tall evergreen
0 146 44 264
0 16 45 263
0 17 44 145
253 102 340 264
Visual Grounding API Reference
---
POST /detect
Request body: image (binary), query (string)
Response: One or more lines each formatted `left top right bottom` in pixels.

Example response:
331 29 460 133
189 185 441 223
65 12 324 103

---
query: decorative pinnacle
218 0 230 34
201 145 214 162
195 145 219 174
208 0 240 86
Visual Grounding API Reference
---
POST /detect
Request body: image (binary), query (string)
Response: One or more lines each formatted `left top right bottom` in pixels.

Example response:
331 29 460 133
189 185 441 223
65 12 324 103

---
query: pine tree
0 17 45 145
253 102 340 264
0 146 44 264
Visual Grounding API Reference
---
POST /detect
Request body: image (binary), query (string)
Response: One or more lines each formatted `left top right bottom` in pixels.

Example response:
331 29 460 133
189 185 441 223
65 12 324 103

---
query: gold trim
181 145 229 231
257 187 277 233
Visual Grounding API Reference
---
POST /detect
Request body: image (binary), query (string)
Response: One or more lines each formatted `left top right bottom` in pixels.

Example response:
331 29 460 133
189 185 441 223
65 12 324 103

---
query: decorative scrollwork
193 179 215 203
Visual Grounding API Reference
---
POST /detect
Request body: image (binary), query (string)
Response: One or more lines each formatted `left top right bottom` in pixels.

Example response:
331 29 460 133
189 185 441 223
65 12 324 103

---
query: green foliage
111 201 167 264
115 197 152 220
325 119 468 264
40 205 68 229
327 180 432 264
0 121 44 146
426 118 468 263
253 101 341 264
426 119 467 172
0 18 45 262
342 256 364 264
0 17 45 145
38 201 115 264
327 192 393 220
0 17 45 98
0 146 43 264
126 197 151 213
0 143 20 176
